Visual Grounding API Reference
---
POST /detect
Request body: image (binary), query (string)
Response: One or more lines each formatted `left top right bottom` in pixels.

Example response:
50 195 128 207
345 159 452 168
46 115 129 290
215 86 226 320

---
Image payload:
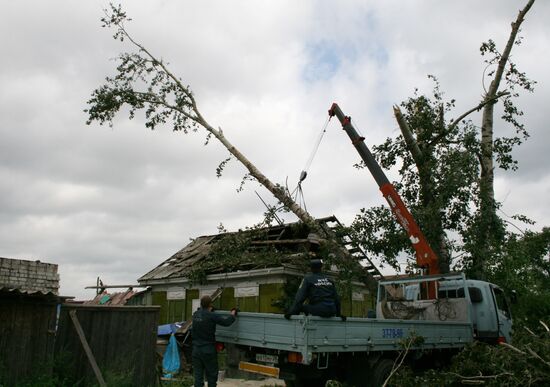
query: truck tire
284 379 307 387
285 378 325 387
369 358 394 387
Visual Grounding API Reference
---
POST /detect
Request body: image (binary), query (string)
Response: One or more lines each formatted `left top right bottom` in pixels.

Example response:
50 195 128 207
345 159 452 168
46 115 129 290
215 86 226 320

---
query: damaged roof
138 216 381 283
84 288 139 305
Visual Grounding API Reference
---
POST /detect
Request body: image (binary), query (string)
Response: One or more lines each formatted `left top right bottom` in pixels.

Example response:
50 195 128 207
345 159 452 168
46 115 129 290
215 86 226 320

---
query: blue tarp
162 334 180 378
157 322 182 336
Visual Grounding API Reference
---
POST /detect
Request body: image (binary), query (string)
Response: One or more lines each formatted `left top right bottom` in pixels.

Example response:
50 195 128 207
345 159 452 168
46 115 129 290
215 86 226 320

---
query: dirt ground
217 377 286 386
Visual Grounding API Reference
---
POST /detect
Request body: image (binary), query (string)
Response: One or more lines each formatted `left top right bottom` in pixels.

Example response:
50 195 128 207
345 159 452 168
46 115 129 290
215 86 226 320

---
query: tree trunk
393 106 451 273
195 113 368 284
475 0 535 279
197 119 322 232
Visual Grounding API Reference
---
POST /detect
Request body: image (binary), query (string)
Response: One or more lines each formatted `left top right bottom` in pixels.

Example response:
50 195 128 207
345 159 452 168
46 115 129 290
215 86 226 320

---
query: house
137 216 381 324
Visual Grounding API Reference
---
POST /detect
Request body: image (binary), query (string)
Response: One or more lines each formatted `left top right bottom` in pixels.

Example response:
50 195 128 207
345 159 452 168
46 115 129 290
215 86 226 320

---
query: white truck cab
376 273 513 343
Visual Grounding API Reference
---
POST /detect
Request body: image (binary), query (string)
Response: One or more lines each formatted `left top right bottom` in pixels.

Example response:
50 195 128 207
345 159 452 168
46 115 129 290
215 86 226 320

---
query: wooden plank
56 304 159 386
60 304 160 312
250 239 309 245
0 296 57 385
69 310 107 387
220 287 235 311
152 291 168 323
259 283 284 313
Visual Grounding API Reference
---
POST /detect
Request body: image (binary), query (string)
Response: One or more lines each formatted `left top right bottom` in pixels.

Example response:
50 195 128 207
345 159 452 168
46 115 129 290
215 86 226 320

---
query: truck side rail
216 312 473 364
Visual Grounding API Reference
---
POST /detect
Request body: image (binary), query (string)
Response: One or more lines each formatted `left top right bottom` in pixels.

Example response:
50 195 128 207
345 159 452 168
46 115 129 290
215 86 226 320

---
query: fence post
69 309 107 387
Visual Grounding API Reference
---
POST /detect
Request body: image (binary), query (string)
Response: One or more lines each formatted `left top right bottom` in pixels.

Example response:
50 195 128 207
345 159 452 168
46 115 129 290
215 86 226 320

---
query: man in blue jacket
192 295 236 387
285 258 344 319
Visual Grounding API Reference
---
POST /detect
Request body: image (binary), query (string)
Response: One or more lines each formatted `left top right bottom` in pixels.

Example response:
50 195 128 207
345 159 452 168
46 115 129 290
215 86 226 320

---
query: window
493 287 511 318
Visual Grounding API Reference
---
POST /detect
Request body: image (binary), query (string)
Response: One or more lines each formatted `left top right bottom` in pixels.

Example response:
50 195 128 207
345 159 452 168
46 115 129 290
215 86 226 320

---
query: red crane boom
328 102 440 275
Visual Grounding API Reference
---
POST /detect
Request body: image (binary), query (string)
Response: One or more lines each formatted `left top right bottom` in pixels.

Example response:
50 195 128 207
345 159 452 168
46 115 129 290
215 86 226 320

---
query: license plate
256 353 278 364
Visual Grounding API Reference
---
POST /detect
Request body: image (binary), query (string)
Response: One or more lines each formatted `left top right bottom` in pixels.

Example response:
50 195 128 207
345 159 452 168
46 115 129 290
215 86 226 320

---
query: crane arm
328 103 440 275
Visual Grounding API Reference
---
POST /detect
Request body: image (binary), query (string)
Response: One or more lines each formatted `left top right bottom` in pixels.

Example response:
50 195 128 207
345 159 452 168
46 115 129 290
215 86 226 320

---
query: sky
1 1 548 300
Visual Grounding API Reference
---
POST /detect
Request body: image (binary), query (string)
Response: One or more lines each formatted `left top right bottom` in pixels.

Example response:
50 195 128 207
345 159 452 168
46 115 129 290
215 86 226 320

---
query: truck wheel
285 380 306 387
370 358 395 387
285 376 326 387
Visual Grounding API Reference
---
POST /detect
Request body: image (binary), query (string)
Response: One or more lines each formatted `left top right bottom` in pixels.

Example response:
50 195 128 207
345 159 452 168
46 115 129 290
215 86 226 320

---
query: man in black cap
192 295 237 387
285 258 344 320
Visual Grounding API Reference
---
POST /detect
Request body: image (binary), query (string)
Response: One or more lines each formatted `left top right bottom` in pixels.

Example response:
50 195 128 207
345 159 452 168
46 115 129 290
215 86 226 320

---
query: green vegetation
351 0 538 280
390 322 550 386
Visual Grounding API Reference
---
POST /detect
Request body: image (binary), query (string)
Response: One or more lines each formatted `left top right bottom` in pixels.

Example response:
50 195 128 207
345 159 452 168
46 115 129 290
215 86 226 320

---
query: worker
285 258 345 320
192 295 237 387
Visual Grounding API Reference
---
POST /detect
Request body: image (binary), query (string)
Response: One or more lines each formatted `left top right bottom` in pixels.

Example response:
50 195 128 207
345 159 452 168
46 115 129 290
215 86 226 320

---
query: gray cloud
1 0 548 298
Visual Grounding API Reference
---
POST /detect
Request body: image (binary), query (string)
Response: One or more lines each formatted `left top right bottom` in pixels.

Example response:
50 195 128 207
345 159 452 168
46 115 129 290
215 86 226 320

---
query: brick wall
0 257 59 295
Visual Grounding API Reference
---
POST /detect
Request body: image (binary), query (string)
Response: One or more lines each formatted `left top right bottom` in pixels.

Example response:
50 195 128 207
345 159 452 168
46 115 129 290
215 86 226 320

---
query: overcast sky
1 1 548 299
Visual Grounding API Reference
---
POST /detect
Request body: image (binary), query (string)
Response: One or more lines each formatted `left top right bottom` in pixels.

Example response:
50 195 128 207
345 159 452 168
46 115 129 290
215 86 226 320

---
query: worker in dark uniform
192 295 237 387
285 258 345 320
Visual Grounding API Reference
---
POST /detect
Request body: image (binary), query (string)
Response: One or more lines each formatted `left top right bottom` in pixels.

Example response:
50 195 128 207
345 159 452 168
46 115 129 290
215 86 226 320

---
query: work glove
284 313 292 320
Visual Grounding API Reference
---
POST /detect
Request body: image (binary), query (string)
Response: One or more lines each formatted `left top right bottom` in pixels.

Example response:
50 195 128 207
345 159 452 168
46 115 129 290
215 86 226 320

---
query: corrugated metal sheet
0 286 59 299
84 289 137 305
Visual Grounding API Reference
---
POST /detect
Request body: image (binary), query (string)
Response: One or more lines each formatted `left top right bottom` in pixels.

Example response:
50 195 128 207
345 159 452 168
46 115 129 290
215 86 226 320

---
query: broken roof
138 216 382 284
84 289 139 305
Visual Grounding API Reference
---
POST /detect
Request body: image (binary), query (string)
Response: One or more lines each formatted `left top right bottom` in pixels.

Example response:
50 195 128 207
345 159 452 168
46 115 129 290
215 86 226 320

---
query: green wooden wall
259 283 285 313
152 291 168 324
167 300 185 322
151 281 374 324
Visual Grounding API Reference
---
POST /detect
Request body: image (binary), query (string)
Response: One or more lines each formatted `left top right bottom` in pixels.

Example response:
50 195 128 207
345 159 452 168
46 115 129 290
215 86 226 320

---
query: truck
215 103 513 386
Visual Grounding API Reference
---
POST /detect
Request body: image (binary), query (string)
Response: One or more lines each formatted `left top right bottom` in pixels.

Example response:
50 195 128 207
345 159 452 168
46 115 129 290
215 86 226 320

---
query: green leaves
351 206 409 271
391 324 550 387
487 228 550 324
100 3 134 45
86 5 199 135
352 76 480 273
216 156 232 178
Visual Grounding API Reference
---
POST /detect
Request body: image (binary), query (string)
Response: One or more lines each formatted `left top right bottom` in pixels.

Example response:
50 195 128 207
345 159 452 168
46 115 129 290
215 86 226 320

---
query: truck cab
467 279 512 343
376 273 512 343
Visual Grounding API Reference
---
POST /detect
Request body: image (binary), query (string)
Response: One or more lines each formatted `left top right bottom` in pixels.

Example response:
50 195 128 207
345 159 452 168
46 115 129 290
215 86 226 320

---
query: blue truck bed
216 312 473 364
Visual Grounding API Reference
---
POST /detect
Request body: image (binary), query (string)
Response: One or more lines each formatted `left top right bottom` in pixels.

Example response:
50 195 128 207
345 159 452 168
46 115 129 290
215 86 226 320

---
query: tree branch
382 336 414 387
500 341 527 355
485 0 535 100
393 105 424 164
426 90 510 148
526 346 550 368
448 91 510 132
119 24 195 103
133 91 197 121
448 371 514 381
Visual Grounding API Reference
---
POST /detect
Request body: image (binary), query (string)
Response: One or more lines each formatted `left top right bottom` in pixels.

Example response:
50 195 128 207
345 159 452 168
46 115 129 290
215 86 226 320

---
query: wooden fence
54 304 160 386
0 292 58 386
